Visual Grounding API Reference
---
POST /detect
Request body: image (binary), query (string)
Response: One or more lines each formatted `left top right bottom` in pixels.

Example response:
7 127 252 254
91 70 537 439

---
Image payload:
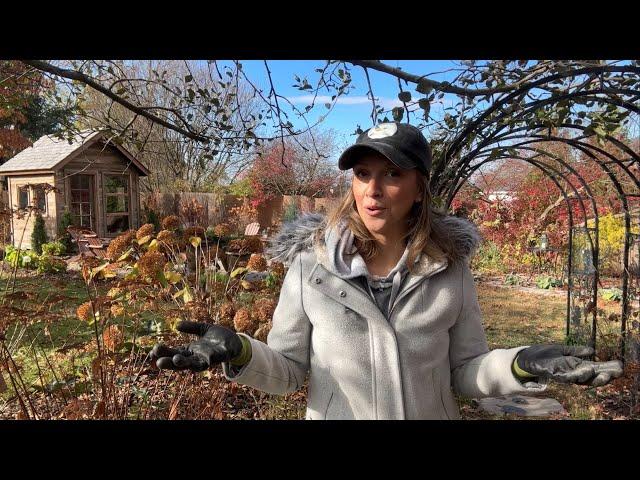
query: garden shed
0 130 149 249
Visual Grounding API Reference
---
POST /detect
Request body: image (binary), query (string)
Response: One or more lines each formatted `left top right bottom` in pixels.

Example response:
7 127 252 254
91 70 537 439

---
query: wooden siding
8 174 57 249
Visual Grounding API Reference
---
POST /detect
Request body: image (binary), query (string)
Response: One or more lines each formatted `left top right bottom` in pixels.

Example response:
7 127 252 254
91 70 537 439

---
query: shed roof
0 130 149 176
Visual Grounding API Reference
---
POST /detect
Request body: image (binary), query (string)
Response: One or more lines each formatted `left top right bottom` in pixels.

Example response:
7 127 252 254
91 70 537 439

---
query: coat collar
313 239 449 282
266 210 481 271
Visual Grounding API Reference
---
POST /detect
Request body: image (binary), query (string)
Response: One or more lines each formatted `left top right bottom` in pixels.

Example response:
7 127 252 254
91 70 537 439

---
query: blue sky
222 60 463 151
210 60 639 163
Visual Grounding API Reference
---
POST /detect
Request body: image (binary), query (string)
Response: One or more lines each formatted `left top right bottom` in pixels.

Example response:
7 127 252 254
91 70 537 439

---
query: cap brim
338 144 417 172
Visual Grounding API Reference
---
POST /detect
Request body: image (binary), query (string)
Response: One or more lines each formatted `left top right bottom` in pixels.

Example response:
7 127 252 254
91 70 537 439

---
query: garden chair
67 226 109 259
243 222 260 236
86 236 109 259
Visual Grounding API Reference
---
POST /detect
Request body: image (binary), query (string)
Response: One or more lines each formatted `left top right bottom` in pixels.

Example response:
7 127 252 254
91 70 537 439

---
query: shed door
70 174 94 230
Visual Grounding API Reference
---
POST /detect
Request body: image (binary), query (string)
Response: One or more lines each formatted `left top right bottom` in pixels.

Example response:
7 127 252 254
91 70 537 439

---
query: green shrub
41 240 66 256
535 275 563 289
4 245 40 269
283 202 299 223
228 178 254 197
31 212 48 255
471 241 504 273
145 209 161 232
210 271 229 284
4 245 18 267
37 254 66 274
600 288 622 302
504 273 521 286
265 271 279 289
58 208 74 253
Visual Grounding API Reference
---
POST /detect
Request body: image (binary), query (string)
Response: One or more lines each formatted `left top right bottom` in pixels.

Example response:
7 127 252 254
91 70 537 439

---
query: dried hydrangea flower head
213 223 232 237
244 236 264 253
247 254 267 272
187 301 211 323
76 301 94 322
184 226 205 239
233 308 257 334
218 302 236 328
102 324 124 352
107 230 135 261
254 297 277 323
161 215 181 231
137 251 166 281
136 223 155 240
157 229 178 246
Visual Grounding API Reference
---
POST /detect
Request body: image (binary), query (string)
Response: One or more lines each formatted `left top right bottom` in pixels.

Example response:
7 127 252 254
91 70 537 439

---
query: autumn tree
242 130 341 208
0 61 73 163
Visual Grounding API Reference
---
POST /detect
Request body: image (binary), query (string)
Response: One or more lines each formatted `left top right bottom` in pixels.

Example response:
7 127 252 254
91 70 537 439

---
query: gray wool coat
222 213 546 419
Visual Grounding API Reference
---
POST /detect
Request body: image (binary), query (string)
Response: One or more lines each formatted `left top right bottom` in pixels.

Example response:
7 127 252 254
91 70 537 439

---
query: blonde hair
324 173 458 273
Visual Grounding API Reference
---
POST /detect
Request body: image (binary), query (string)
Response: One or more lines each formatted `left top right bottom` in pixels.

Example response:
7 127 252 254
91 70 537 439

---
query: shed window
18 187 29 209
104 174 130 234
33 186 47 213
70 175 93 228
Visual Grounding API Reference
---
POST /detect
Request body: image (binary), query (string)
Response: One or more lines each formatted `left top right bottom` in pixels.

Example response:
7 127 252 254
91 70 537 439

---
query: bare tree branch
21 60 210 142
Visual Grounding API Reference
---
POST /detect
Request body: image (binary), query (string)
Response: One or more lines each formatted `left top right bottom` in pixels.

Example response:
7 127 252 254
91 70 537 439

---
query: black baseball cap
338 122 432 176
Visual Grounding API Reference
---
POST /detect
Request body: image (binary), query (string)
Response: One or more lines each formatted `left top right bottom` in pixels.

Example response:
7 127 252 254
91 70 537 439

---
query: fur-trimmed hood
266 212 482 276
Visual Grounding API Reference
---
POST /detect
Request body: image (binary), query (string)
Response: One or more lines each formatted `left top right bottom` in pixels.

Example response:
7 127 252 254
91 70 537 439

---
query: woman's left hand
515 345 623 386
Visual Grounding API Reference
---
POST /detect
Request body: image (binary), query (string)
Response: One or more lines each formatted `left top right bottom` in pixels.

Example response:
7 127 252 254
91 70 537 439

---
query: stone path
475 395 567 417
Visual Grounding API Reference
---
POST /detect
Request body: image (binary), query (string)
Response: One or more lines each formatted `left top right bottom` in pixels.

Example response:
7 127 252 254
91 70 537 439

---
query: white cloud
287 95 403 109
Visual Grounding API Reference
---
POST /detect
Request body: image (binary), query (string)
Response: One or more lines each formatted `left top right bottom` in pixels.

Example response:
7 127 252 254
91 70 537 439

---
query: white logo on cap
367 123 397 139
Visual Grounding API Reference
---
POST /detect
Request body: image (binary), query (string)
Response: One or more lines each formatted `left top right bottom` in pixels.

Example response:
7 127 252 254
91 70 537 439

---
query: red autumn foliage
451 134 635 250
243 140 337 208
0 61 46 161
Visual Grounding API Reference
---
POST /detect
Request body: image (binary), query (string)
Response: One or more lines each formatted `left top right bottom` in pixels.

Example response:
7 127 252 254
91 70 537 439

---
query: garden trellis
433 64 640 362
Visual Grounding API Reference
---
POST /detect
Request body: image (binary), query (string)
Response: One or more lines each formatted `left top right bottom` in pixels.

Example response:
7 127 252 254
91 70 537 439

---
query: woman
151 122 623 420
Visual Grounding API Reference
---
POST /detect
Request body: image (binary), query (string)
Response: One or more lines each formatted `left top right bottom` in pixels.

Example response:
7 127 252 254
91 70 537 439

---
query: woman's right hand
151 321 244 372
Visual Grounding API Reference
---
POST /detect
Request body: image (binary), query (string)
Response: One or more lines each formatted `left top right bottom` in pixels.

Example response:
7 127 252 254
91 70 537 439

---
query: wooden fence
141 192 340 234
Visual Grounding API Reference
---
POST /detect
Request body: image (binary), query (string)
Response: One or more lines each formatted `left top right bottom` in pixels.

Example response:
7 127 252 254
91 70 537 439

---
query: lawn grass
1 272 99 405
467 282 624 420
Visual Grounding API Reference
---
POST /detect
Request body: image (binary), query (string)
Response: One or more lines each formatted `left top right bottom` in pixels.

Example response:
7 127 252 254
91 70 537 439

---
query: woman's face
352 153 423 242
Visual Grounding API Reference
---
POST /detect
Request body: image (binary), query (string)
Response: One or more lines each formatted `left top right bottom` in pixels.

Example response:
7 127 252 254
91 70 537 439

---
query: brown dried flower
233 308 257 334
102 324 124 352
187 301 211 323
76 301 94 322
161 215 181 231
218 302 236 327
110 304 125 317
253 321 272 343
157 229 178 247
247 254 267 272
244 236 264 253
213 223 232 237
254 297 277 323
107 230 135 261
184 226 205 239
136 223 155 240
137 251 166 281
227 238 247 253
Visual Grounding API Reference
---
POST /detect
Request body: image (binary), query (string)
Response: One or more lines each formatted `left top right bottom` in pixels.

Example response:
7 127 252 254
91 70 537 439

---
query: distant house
486 190 517 202
0 131 149 249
